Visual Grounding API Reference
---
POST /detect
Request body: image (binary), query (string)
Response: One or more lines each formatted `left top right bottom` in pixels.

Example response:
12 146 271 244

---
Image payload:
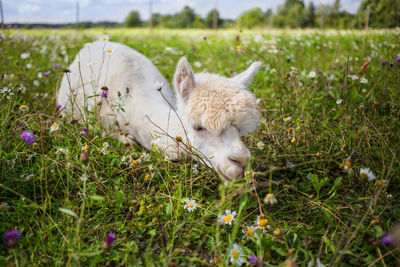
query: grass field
1 28 400 266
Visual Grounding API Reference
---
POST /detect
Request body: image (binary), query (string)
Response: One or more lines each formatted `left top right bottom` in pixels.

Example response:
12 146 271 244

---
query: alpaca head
173 57 261 180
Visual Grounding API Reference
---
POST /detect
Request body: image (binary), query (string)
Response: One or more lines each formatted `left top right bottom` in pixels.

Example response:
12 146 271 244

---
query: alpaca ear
173 56 195 103
230 61 262 86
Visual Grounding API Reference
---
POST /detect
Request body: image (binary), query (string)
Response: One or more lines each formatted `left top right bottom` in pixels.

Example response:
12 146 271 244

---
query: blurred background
1 0 399 29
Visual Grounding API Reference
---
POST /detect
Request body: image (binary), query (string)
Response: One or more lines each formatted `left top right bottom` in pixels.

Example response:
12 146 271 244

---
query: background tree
237 8 265 28
124 11 142 27
355 0 400 28
205 9 222 28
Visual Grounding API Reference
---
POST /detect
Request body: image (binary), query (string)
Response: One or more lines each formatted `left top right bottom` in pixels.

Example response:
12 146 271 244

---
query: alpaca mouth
216 163 244 181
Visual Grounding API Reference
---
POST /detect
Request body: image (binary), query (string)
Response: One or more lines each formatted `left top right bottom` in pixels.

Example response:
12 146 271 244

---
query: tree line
125 0 399 29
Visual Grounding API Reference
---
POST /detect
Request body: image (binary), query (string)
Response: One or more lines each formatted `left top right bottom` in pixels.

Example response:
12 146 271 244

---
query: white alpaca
57 39 261 180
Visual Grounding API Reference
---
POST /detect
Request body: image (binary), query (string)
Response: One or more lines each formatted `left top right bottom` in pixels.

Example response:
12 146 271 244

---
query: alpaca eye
193 124 205 131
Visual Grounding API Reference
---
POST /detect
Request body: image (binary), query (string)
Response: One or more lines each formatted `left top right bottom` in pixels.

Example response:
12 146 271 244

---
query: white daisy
308 71 316 78
343 156 353 174
360 77 368 84
229 244 245 265
336 99 343 105
193 61 202 68
219 210 237 225
20 52 30 59
256 141 265 150
243 226 260 240
283 116 291 122
255 215 269 228
99 35 109 42
183 199 198 212
50 123 60 132
360 167 376 181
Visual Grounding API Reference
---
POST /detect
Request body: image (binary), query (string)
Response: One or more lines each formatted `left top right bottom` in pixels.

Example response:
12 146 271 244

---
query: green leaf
59 208 78 218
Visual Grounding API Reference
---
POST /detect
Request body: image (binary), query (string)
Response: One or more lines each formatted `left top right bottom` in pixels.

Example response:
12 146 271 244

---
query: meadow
0 28 400 266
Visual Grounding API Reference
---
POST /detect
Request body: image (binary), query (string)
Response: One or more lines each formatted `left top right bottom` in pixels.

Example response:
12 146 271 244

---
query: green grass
1 28 400 266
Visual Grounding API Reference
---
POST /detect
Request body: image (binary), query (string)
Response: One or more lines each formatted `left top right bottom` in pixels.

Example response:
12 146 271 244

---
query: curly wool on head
186 73 259 136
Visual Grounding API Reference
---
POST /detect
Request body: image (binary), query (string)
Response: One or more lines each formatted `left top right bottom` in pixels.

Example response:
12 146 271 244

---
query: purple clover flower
4 229 22 247
381 234 396 245
20 130 36 145
248 255 259 264
349 69 354 74
43 69 51 77
395 57 400 63
53 64 60 69
55 104 62 109
4 61 9 65
389 62 395 67
381 61 387 66
101 90 109 98
102 232 116 249
81 128 88 135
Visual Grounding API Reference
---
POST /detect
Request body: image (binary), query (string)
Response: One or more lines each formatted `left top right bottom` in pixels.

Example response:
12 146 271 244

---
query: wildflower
20 130 36 145
165 46 178 55
81 128 88 135
290 66 297 75
389 62 395 67
382 61 387 66
236 45 247 53
80 175 88 182
20 52 30 59
101 90 109 98
219 210 237 225
286 161 295 168
256 141 265 150
270 68 276 73
43 69 51 77
395 57 400 63
26 63 32 69
1 87 14 99
273 228 284 239
5 230 22 248
102 232 116 249
255 216 268 228
290 137 296 143
183 199 198 212
360 77 368 84
33 80 40 86
53 64 60 69
243 226 259 240
360 167 376 181
55 104 62 109
229 244 245 265
381 234 396 245
131 159 139 166
102 142 109 150
50 123 60 132
264 193 277 205
19 104 28 111
308 71 316 78
99 35 109 42
212 257 221 264
105 48 113 55
336 99 343 105
191 164 199 175
387 194 393 199
37 72 43 79
283 116 291 122
193 61 202 68
343 157 352 174
82 144 89 151
377 179 388 188
248 255 259 264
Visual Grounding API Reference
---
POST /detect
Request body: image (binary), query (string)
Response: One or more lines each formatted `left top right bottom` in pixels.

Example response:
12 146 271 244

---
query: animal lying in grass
57 38 261 180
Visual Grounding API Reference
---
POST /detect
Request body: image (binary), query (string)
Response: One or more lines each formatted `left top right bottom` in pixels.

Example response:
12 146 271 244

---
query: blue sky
5 0 363 23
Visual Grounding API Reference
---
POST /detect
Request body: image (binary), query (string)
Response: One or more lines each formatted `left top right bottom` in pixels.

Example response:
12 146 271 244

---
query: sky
4 0 363 24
